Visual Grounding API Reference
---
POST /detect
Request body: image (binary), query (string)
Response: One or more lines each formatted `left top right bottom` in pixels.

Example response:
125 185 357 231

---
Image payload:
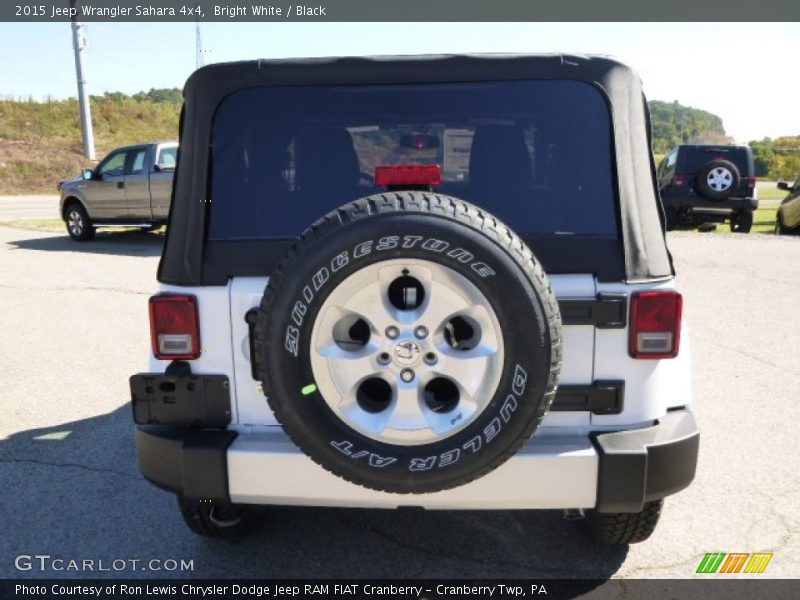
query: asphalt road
0 195 60 221
0 224 798 582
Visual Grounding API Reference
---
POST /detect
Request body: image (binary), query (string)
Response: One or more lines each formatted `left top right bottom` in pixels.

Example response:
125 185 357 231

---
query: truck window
98 151 126 178
157 147 177 168
128 149 147 175
208 80 619 241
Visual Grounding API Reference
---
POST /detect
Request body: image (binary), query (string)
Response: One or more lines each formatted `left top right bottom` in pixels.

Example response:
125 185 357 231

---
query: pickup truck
58 141 177 241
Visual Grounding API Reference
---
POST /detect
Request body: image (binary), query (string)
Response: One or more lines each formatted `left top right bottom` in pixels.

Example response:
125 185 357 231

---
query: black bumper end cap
135 425 237 502
592 409 699 513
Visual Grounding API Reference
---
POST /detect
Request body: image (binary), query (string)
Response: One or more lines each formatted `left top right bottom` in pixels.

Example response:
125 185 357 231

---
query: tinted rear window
681 147 752 174
208 80 618 241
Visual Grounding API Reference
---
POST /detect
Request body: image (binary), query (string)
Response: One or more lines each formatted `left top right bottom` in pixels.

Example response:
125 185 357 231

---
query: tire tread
584 500 663 545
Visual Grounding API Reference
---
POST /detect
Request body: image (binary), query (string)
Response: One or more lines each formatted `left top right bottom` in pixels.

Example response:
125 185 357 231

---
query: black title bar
5 0 800 22
4 579 800 600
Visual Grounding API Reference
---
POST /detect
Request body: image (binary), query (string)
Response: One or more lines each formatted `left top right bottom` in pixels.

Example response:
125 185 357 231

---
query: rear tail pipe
562 508 586 521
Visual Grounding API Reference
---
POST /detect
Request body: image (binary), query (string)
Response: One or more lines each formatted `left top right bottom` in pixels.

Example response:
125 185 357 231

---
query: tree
648 100 732 154
742 136 800 180
749 139 775 177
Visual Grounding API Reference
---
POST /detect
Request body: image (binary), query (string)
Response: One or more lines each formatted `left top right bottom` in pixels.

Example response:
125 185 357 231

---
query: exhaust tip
562 508 586 521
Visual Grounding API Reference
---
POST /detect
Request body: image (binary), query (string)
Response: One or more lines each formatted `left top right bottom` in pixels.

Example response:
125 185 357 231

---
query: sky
0 22 797 143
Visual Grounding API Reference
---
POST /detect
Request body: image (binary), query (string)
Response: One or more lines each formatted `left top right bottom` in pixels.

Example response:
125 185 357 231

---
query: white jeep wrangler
130 54 698 545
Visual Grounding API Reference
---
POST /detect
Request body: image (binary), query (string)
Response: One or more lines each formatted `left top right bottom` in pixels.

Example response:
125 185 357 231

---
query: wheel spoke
417 277 473 332
433 346 497 397
316 342 380 399
382 380 424 432
339 278 395 332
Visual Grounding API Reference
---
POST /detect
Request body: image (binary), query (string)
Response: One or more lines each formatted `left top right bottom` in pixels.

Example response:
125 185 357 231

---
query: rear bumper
135 409 698 512
662 195 758 212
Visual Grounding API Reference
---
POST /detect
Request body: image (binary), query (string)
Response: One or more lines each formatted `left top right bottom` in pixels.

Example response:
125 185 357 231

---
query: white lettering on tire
331 251 349 272
409 456 437 472
285 326 300 357
421 238 449 252
447 248 474 263
353 240 373 258
376 236 399 251
330 440 396 468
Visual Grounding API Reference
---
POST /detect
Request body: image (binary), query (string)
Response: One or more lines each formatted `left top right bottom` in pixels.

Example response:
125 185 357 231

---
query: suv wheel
64 202 95 241
253 192 562 494
696 160 740 200
730 210 753 234
177 496 264 540
583 500 663 545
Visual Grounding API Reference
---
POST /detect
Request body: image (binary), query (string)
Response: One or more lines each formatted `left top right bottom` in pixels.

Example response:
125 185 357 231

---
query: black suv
657 144 757 233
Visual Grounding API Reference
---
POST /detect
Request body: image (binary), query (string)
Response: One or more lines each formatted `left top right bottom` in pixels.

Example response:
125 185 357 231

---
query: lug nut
377 352 391 365
400 369 415 383
414 325 429 339
386 326 399 339
424 352 437 365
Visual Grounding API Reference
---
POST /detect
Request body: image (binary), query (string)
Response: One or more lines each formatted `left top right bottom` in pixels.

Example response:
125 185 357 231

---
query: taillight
746 176 756 188
671 173 688 186
375 164 441 187
629 291 682 359
149 294 201 360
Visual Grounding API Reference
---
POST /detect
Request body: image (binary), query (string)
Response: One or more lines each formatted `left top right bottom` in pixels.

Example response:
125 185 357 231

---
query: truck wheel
730 210 753 233
177 496 264 540
696 160 740 200
583 500 663 545
64 202 95 241
253 192 562 494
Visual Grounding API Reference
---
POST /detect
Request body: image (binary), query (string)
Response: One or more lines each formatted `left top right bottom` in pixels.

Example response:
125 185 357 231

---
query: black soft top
159 54 672 285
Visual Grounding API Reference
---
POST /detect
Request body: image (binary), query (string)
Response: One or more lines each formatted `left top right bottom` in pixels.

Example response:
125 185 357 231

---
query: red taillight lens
671 173 688 186
375 164 441 187
149 294 200 360
746 176 756 188
629 291 682 359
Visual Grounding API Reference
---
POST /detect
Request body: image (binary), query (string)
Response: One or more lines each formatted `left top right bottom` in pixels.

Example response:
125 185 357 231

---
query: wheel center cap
394 340 421 366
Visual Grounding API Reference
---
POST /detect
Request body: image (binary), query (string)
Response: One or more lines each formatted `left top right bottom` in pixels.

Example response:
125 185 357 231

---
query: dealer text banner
4 0 800 21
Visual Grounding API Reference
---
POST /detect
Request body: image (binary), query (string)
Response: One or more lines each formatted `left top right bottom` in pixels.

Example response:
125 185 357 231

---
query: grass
756 185 789 201
700 206 776 235
751 206 778 234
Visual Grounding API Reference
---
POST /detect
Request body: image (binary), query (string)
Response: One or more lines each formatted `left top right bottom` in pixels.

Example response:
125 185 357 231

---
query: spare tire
253 193 562 494
696 160 740 200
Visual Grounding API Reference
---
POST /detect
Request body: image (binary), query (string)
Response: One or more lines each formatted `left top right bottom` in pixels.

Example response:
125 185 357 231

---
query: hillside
0 90 180 194
648 100 732 154
0 92 782 194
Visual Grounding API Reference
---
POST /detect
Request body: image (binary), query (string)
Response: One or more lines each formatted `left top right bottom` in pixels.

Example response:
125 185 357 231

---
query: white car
130 54 698 545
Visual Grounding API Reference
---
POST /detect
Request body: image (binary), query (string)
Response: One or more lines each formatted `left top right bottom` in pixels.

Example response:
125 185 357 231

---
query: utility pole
195 21 204 69
70 0 95 160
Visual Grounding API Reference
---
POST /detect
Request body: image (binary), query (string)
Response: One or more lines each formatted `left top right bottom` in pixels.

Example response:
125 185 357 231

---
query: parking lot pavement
0 224 798 580
0 195 60 221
